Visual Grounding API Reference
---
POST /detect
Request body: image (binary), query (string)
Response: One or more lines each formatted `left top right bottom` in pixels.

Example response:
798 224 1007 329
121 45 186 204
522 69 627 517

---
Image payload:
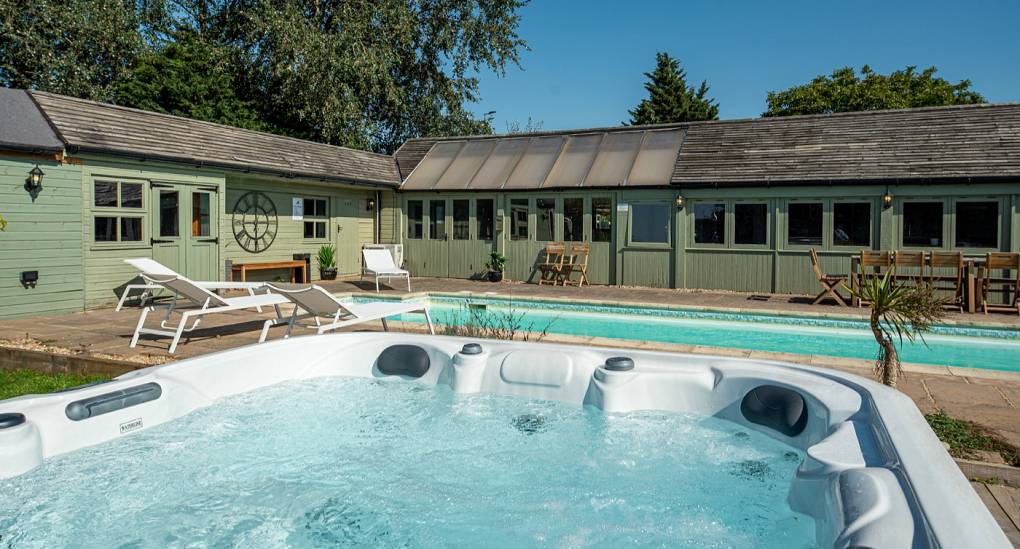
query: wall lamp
675 194 685 211
882 188 893 209
366 197 376 211
25 165 44 192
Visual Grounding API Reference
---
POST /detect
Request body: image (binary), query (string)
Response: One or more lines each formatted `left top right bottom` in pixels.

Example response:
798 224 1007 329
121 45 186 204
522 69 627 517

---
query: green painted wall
0 154 84 318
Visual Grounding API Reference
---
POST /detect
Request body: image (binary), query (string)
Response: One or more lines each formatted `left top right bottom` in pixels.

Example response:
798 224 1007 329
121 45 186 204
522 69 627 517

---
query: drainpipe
374 190 382 243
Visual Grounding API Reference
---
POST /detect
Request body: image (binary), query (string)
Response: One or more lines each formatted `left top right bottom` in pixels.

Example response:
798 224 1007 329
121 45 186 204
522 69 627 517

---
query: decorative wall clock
231 191 278 253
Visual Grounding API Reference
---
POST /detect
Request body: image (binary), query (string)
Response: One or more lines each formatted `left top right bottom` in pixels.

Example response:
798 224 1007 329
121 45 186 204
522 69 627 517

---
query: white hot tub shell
0 333 1010 548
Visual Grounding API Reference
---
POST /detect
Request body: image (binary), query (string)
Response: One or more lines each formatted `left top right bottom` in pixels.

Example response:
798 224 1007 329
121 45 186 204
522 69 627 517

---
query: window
453 199 470 240
303 198 328 239
833 202 870 247
429 200 446 240
563 198 583 241
159 190 179 237
510 199 529 240
476 199 494 241
192 193 211 237
92 180 144 242
407 200 423 239
630 203 670 244
592 197 612 242
693 202 725 244
734 203 768 245
536 198 555 241
903 202 943 247
788 202 822 246
955 201 998 248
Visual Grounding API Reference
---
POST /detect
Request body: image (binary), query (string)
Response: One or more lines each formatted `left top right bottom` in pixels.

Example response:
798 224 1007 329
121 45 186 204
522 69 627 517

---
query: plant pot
488 270 503 283
320 268 337 280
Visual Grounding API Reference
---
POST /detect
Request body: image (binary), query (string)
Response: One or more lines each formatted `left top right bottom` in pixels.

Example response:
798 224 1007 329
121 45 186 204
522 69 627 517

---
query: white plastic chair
362 249 411 292
117 258 268 311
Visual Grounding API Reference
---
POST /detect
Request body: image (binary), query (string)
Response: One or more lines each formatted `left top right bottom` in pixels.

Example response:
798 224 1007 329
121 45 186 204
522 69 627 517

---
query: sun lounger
362 249 411 291
258 284 433 342
117 258 268 311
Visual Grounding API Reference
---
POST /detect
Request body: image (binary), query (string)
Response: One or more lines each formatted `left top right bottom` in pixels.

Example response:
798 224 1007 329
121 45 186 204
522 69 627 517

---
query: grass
925 409 1020 467
0 369 110 401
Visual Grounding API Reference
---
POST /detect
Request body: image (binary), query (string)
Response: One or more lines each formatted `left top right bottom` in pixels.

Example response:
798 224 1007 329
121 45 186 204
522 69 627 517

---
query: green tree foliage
628 52 718 125
764 65 986 117
115 32 266 131
0 0 142 100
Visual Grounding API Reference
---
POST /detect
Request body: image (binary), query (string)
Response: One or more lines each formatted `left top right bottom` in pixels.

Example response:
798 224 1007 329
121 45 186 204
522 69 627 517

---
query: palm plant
845 271 946 388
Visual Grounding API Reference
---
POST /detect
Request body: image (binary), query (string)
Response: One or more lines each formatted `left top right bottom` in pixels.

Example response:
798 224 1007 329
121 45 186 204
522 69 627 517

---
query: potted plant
485 251 507 282
317 244 337 280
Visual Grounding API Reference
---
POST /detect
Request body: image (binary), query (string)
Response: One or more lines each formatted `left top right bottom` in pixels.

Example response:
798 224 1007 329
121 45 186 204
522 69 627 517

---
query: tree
115 32 266 131
505 117 544 134
847 272 946 388
0 0 143 100
764 65 986 117
628 52 719 125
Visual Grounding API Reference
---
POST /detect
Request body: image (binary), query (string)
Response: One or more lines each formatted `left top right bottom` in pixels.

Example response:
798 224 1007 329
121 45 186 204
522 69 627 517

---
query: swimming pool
383 295 1020 372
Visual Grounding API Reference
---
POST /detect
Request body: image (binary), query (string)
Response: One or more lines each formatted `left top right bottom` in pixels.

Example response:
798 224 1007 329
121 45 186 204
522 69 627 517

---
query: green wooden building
1 86 1019 319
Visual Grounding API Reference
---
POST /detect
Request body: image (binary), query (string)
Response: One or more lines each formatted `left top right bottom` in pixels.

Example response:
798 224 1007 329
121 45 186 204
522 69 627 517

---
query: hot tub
0 333 1009 548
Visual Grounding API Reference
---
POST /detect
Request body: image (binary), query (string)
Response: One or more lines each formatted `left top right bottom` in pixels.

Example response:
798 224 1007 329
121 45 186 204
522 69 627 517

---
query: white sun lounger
130 273 289 354
116 258 268 311
362 248 411 292
258 283 433 342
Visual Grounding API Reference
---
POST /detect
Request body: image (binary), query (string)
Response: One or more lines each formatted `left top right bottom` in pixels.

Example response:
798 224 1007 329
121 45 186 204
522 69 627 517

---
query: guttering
65 145 401 190
670 175 1016 189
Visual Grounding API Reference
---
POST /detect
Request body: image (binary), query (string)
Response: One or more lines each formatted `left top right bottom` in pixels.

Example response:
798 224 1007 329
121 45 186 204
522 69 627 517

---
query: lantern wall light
25 165 44 192
882 188 893 209
675 194 685 211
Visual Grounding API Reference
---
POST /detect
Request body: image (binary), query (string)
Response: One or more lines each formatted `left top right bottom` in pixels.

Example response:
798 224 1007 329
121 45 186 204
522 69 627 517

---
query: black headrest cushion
376 345 431 378
740 385 809 437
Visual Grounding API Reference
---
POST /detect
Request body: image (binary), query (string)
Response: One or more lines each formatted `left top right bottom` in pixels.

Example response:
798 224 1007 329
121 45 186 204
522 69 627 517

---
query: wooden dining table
849 254 986 313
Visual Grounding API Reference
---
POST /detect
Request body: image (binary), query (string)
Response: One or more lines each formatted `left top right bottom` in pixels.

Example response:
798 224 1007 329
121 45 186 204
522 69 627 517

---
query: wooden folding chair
928 251 964 312
560 242 590 287
893 251 926 285
809 248 847 306
537 242 566 285
857 250 892 307
980 252 1020 315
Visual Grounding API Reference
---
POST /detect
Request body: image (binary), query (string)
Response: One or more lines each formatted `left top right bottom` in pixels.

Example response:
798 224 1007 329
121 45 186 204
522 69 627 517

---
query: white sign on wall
292 197 304 220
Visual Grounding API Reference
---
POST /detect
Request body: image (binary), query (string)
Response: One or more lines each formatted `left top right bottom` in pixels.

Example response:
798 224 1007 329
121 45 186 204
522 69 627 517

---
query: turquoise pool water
382 296 1020 372
0 377 815 548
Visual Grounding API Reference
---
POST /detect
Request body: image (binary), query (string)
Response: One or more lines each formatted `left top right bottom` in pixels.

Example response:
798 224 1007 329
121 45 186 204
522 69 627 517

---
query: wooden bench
231 260 307 283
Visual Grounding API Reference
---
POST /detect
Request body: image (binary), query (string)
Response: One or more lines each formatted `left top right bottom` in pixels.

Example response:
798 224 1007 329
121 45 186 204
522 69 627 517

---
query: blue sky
469 0 1020 132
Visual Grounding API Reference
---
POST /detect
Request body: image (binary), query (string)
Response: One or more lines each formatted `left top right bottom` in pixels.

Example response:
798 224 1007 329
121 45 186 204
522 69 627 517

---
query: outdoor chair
928 251 965 312
980 252 1020 315
538 242 566 285
809 248 848 306
258 284 433 342
117 258 268 311
362 248 411 292
560 242 590 287
129 273 289 354
893 251 927 284
856 250 893 307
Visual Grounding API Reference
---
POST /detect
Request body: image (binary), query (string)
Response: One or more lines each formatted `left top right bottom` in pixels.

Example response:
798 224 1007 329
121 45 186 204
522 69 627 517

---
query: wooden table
231 260 307 283
849 255 985 312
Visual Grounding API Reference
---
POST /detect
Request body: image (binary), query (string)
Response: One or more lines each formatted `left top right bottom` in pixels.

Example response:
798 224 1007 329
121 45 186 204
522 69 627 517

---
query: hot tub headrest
740 385 808 437
377 345 431 378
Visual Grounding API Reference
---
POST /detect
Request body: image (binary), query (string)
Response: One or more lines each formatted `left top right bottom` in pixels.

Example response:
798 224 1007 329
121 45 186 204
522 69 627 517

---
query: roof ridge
28 90 396 162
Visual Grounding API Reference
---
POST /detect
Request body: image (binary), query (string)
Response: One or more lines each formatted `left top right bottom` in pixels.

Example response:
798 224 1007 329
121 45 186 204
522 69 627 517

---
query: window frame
689 200 728 249
302 196 330 242
428 199 447 241
830 199 875 251
535 197 557 242
626 201 672 248
730 200 771 249
784 198 826 249
406 199 424 240
590 195 614 243
561 195 586 242
451 198 471 241
509 197 530 241
951 197 1003 251
475 197 495 242
898 198 948 250
89 177 148 247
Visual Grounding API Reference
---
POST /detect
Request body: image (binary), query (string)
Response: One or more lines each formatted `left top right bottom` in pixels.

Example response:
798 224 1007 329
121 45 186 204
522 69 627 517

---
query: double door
150 183 219 281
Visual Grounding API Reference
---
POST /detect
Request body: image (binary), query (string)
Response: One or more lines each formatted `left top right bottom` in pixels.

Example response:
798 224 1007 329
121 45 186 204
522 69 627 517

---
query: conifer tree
629 52 719 124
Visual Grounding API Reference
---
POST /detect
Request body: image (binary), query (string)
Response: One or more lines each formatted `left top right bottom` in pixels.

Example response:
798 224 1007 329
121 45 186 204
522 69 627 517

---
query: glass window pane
315 221 326 239
955 201 998 248
693 203 725 244
903 202 943 247
121 183 142 208
94 216 116 241
120 217 142 241
510 199 529 240
317 199 327 217
429 200 446 240
304 221 314 239
159 191 179 237
631 203 670 243
453 199 470 240
536 198 555 241
563 198 584 241
407 200 423 239
833 203 870 247
191 192 211 237
787 202 822 245
734 203 767 245
476 199 494 241
94 181 117 207
592 197 613 242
